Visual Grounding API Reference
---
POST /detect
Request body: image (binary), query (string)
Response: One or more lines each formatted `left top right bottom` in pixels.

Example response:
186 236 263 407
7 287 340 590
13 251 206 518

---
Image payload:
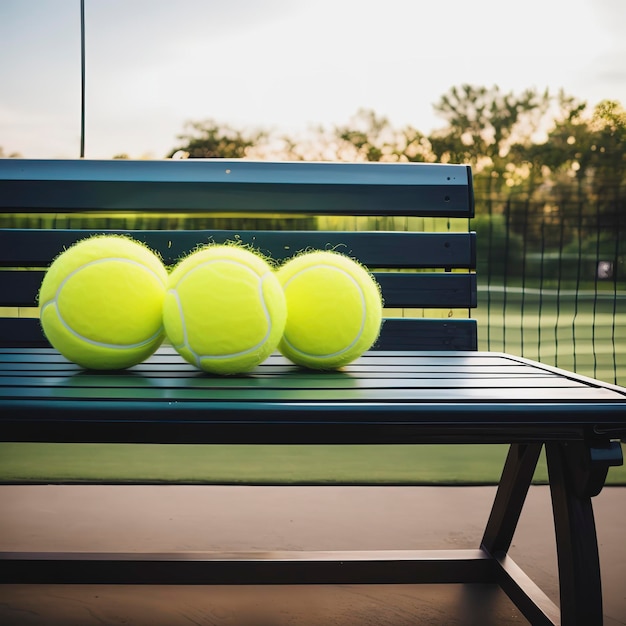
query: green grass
1 443 625 485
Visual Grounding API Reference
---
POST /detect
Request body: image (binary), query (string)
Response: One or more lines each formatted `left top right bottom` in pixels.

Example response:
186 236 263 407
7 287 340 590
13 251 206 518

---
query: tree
335 109 391 162
501 92 590 246
429 85 556 214
334 109 433 163
262 111 427 163
532 98 626 244
430 84 550 170
166 120 266 159
586 100 626 240
0 146 21 158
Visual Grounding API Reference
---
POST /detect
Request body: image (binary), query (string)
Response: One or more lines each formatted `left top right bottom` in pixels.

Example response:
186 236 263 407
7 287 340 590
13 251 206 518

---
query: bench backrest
0 159 476 351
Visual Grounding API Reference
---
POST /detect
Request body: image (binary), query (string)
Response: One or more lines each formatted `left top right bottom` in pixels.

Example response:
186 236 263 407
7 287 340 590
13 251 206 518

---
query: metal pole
80 0 86 158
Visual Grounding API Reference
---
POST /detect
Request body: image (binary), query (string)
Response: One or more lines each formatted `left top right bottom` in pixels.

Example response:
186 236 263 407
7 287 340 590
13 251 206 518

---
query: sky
1 0 625 159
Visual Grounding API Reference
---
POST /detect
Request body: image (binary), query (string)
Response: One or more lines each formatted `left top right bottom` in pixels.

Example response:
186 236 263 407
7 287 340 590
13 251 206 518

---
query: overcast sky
1 0 625 159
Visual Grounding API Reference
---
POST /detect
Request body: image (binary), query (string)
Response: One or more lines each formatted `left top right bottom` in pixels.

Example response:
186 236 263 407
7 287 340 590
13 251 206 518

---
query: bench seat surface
2 347 625 444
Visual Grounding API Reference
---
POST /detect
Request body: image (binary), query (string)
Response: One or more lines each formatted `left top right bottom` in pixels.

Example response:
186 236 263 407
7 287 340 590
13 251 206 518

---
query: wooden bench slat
0 351 555 375
375 273 477 308
0 271 43 307
0 230 476 269
0 348 530 364
0 362 550 377
1 180 472 216
0 158 472 186
1 351 625 447
0 318 45 348
0 269 476 309
0 318 478 351
376 318 477 350
0 159 473 217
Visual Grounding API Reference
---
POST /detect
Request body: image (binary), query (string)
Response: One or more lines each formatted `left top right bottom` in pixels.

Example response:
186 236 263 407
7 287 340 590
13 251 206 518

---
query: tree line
3 83 624 256
166 84 626 252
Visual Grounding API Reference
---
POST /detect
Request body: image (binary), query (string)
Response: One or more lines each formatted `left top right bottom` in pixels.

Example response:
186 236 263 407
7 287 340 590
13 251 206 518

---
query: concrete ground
0 484 624 625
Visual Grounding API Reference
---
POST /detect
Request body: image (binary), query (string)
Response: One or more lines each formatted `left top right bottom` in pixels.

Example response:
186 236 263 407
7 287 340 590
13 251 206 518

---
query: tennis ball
38 235 168 370
276 250 383 369
163 244 287 375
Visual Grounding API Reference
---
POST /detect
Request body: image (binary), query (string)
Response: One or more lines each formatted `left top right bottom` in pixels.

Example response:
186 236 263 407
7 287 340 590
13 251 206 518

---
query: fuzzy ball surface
163 244 287 374
38 235 168 370
276 250 383 369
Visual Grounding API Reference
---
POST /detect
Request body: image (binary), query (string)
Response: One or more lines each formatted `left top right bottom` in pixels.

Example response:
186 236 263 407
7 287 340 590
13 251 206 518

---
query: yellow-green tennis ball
277 250 383 369
163 244 287 375
38 235 168 370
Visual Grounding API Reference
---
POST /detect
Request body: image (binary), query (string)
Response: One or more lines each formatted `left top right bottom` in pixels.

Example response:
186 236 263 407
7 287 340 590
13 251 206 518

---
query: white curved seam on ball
40 255 165 312
42 302 163 349
177 261 273 361
282 265 367 359
168 288 201 368
198 273 272 360
43 257 166 349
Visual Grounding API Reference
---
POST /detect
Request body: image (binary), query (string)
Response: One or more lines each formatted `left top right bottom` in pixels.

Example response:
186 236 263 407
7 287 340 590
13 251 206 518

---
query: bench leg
545 441 603 626
480 444 562 625
481 443 542 554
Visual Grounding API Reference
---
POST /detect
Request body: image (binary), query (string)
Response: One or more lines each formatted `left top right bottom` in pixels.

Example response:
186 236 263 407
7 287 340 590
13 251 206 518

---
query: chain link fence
472 192 626 386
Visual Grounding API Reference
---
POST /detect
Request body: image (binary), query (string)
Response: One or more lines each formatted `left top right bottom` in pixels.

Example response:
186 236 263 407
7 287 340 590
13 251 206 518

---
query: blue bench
1 158 625 625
